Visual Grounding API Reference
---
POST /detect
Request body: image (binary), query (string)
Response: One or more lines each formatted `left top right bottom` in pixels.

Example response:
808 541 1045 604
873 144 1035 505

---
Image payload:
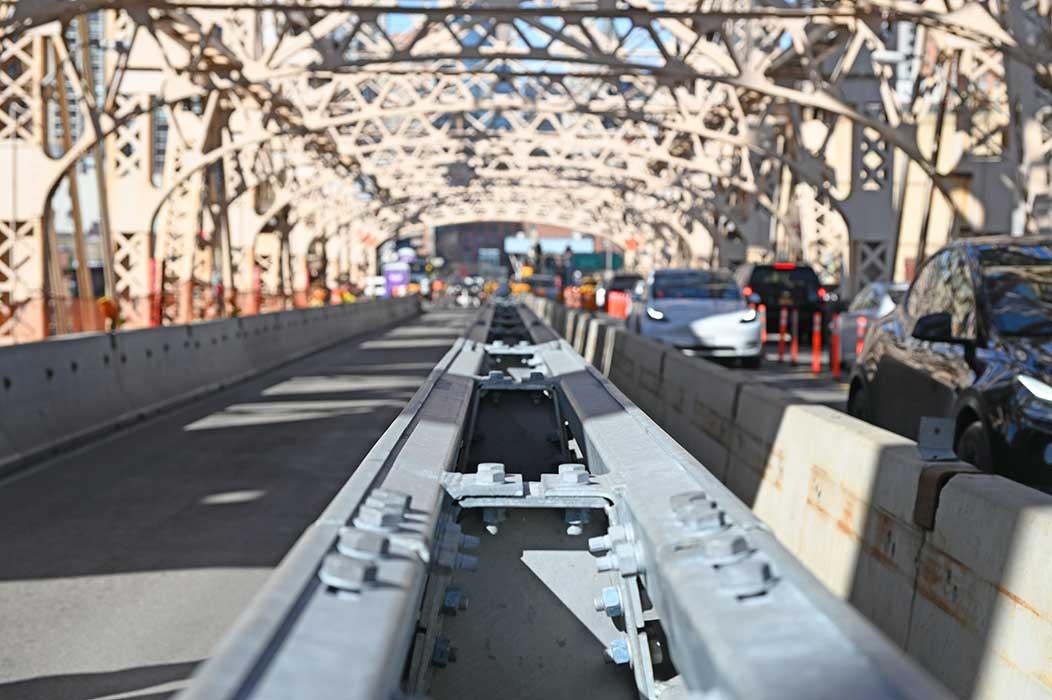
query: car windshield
652 272 740 300
979 245 1052 336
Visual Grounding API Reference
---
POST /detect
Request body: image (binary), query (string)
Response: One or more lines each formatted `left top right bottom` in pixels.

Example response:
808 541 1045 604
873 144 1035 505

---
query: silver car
835 281 909 366
629 269 763 367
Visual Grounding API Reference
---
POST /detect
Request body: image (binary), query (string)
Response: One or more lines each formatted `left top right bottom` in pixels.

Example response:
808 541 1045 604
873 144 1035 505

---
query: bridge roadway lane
0 308 475 700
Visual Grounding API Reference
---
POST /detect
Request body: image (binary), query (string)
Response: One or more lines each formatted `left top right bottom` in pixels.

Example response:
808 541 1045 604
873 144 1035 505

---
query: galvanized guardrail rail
181 301 951 700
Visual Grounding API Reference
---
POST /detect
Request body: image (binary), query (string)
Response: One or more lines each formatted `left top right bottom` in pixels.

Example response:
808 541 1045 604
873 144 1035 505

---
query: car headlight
740 308 758 323
646 307 666 321
1017 375 1052 402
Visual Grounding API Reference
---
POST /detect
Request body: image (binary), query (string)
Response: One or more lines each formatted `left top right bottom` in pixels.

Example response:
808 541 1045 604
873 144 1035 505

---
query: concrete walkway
0 309 474 700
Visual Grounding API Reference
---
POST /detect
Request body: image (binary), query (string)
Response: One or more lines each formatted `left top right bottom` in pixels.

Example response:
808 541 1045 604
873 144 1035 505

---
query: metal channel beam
181 332 487 699
182 302 950 700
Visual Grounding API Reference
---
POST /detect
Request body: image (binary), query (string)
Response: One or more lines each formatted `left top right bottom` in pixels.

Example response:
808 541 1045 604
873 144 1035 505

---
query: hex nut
354 504 403 531
558 463 589 484
703 534 750 563
593 586 623 617
719 558 775 598
605 638 631 665
476 463 506 485
670 491 709 514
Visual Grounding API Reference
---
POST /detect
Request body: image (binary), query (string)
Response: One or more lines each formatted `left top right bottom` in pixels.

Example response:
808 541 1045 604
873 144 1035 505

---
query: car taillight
773 262 796 270
742 285 753 297
818 288 828 300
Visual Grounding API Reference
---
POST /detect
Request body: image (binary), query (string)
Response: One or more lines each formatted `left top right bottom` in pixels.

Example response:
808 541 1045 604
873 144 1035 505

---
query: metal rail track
181 301 951 700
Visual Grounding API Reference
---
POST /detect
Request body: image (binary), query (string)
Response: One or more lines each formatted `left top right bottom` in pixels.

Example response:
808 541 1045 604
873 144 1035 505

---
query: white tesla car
629 269 763 367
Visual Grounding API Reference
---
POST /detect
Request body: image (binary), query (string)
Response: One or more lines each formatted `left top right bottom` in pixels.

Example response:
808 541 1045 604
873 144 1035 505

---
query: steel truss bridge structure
2 0 1052 344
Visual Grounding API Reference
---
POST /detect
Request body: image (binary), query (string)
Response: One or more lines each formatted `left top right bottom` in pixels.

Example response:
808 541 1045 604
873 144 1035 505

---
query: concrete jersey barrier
532 294 1052 700
0 298 419 477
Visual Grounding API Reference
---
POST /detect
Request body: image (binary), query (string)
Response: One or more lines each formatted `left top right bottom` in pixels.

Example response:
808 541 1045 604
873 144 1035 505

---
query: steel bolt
719 558 775 598
432 637 457 667
588 534 612 554
476 463 506 485
319 552 377 593
440 587 464 616
482 507 506 535
678 504 726 533
605 638 631 665
564 508 589 536
558 463 589 485
337 527 390 559
596 554 618 573
670 491 709 513
588 525 631 554
592 586 624 618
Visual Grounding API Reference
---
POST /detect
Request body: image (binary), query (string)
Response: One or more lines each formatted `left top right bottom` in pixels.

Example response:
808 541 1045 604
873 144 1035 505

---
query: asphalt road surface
0 308 474 700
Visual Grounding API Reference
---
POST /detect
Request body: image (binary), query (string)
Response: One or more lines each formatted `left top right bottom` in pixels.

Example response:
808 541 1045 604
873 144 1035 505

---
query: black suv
733 262 829 335
848 237 1052 485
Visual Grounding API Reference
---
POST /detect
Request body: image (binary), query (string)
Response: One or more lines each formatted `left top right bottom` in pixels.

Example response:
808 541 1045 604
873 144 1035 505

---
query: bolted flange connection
593 586 623 618
605 638 631 665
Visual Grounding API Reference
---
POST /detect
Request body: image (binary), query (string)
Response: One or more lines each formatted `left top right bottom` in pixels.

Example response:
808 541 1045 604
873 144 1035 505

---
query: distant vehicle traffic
734 262 829 337
595 272 643 311
848 237 1052 483
363 276 387 298
629 269 763 367
835 281 909 366
527 274 560 299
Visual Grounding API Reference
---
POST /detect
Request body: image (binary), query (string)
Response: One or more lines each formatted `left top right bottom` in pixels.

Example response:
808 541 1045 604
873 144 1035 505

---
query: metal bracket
917 416 957 461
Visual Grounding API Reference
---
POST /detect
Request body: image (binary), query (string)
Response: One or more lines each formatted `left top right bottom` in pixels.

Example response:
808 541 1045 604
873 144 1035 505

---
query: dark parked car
848 237 1052 484
734 262 829 336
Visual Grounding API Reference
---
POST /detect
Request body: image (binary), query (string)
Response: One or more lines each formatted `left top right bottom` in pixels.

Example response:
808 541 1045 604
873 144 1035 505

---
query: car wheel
956 420 994 472
847 383 870 422
741 355 762 370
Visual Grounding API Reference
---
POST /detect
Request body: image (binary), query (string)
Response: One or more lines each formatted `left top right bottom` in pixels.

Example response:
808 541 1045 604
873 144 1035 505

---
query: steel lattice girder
3 0 1052 341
